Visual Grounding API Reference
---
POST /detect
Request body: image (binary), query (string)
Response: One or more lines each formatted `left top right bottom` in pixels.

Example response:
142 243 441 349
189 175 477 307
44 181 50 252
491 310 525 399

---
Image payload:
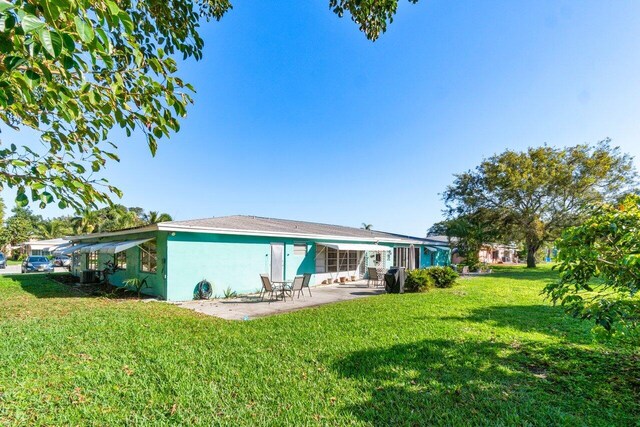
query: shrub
426 266 459 288
404 269 434 292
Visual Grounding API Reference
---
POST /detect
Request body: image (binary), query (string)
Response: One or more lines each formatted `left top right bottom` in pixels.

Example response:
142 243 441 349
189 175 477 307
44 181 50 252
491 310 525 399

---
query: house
20 238 69 257
478 243 519 264
62 215 452 301
427 235 519 265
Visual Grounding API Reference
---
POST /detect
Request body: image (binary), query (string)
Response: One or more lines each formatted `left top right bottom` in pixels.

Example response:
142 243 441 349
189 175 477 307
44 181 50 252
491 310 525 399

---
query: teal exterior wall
166 232 322 301
72 231 168 299
165 232 399 301
420 247 451 267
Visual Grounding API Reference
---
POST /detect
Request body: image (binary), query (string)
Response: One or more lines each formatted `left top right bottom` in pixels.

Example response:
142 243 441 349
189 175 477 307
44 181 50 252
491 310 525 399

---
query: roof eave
67 223 428 245
67 224 159 241
156 223 422 244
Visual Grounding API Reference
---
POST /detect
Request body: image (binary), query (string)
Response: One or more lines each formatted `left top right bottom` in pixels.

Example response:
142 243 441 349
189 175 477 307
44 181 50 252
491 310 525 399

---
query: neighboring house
478 243 519 264
427 235 519 265
62 215 452 301
21 238 70 256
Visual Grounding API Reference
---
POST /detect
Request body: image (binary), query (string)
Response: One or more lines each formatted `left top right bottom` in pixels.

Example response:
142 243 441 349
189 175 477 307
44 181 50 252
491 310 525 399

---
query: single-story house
63 216 452 301
427 235 519 265
20 238 70 256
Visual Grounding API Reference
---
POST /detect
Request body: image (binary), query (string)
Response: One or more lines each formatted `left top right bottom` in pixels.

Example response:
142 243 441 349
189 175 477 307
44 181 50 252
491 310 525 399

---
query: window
327 248 338 272
86 252 98 270
114 251 127 270
316 246 326 273
316 246 363 273
393 247 409 268
348 251 358 270
139 240 157 272
293 243 307 255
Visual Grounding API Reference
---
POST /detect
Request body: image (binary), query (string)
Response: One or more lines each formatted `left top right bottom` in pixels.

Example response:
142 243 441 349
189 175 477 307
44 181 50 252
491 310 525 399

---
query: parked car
0 253 5 269
21 256 54 274
52 255 71 267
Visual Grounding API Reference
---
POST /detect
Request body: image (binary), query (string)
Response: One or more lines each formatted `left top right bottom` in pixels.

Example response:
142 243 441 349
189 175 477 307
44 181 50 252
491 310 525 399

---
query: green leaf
0 0 14 13
0 14 17 32
3 56 27 71
15 192 28 207
106 0 120 16
25 69 40 84
11 159 27 167
74 16 94 43
118 11 134 33
38 28 63 57
21 14 45 33
62 33 75 52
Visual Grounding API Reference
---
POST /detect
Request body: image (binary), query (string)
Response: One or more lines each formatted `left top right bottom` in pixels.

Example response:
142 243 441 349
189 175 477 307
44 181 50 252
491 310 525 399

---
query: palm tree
361 223 373 230
71 209 101 234
38 220 72 239
144 211 173 225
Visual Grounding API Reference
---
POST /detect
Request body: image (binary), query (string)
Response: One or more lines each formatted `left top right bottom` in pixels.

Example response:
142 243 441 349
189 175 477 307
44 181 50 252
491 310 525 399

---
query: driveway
175 282 386 320
0 264 70 275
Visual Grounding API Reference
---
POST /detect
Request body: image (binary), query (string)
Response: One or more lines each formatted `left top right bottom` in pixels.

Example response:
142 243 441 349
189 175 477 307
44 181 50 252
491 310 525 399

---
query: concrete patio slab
173 281 386 320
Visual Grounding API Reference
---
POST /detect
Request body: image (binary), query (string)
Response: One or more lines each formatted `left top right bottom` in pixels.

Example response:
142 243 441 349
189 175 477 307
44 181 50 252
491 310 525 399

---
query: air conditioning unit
81 270 98 284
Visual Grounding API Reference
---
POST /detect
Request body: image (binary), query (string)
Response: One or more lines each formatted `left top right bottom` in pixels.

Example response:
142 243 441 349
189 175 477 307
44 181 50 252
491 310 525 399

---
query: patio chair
259 274 285 301
289 276 305 300
302 273 312 297
367 267 384 288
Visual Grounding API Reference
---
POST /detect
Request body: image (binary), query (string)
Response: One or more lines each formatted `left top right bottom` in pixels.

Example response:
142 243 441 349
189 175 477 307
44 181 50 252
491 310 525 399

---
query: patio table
271 280 293 301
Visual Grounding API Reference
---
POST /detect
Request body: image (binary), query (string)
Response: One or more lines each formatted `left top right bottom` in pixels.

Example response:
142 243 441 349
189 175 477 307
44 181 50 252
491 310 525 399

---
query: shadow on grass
3 273 148 300
440 304 593 344
487 266 558 282
331 338 640 425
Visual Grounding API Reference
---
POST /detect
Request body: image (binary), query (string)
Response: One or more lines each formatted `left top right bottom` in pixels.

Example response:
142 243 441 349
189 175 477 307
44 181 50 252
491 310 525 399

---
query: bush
404 269 434 292
426 266 459 288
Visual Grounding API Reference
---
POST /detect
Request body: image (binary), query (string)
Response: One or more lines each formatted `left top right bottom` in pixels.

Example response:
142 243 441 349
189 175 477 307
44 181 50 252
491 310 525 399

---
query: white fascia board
66 225 159 242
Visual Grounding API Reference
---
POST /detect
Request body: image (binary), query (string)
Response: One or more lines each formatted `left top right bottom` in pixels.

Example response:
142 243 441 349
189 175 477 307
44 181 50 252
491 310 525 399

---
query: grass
0 266 638 426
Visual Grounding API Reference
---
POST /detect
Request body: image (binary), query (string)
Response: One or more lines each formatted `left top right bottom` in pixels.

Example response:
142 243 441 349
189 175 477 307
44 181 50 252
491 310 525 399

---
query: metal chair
259 274 284 301
367 267 384 287
302 273 312 297
289 276 305 300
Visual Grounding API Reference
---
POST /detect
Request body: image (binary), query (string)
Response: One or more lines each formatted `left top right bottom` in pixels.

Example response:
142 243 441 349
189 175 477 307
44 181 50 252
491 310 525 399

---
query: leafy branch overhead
0 0 417 211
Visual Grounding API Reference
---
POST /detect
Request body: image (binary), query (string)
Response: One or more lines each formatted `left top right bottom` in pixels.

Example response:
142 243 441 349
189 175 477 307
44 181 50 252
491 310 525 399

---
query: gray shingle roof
163 215 425 243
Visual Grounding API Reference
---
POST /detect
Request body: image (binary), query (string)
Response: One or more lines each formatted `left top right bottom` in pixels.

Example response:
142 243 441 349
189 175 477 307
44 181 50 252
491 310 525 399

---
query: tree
0 0 418 212
71 209 101 235
441 141 637 267
361 223 373 230
144 211 172 225
543 194 640 341
429 209 500 268
37 218 72 239
0 205 41 249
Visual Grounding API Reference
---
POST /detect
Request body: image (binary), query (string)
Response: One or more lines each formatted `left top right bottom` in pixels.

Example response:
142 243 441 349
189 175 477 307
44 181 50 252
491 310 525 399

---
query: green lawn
1 267 638 426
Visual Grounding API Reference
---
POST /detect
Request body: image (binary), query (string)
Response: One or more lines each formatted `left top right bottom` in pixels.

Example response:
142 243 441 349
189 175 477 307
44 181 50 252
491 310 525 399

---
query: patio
174 281 386 320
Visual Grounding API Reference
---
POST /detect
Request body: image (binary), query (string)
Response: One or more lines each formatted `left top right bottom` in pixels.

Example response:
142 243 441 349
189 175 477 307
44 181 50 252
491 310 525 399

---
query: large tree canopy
0 0 417 211
441 141 637 267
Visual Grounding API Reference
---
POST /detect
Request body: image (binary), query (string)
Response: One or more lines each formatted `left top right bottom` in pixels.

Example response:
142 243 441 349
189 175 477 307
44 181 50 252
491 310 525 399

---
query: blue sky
4 0 640 236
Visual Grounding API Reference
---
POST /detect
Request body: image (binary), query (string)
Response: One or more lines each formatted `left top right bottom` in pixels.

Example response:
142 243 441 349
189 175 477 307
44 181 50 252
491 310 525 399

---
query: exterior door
270 242 285 282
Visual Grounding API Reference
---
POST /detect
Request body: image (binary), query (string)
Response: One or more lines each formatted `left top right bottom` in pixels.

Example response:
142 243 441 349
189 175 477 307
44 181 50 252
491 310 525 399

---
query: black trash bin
384 267 406 294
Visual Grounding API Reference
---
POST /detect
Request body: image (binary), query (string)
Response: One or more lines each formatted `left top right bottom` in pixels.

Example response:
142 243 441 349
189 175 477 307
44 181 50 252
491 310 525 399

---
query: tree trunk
526 244 537 268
